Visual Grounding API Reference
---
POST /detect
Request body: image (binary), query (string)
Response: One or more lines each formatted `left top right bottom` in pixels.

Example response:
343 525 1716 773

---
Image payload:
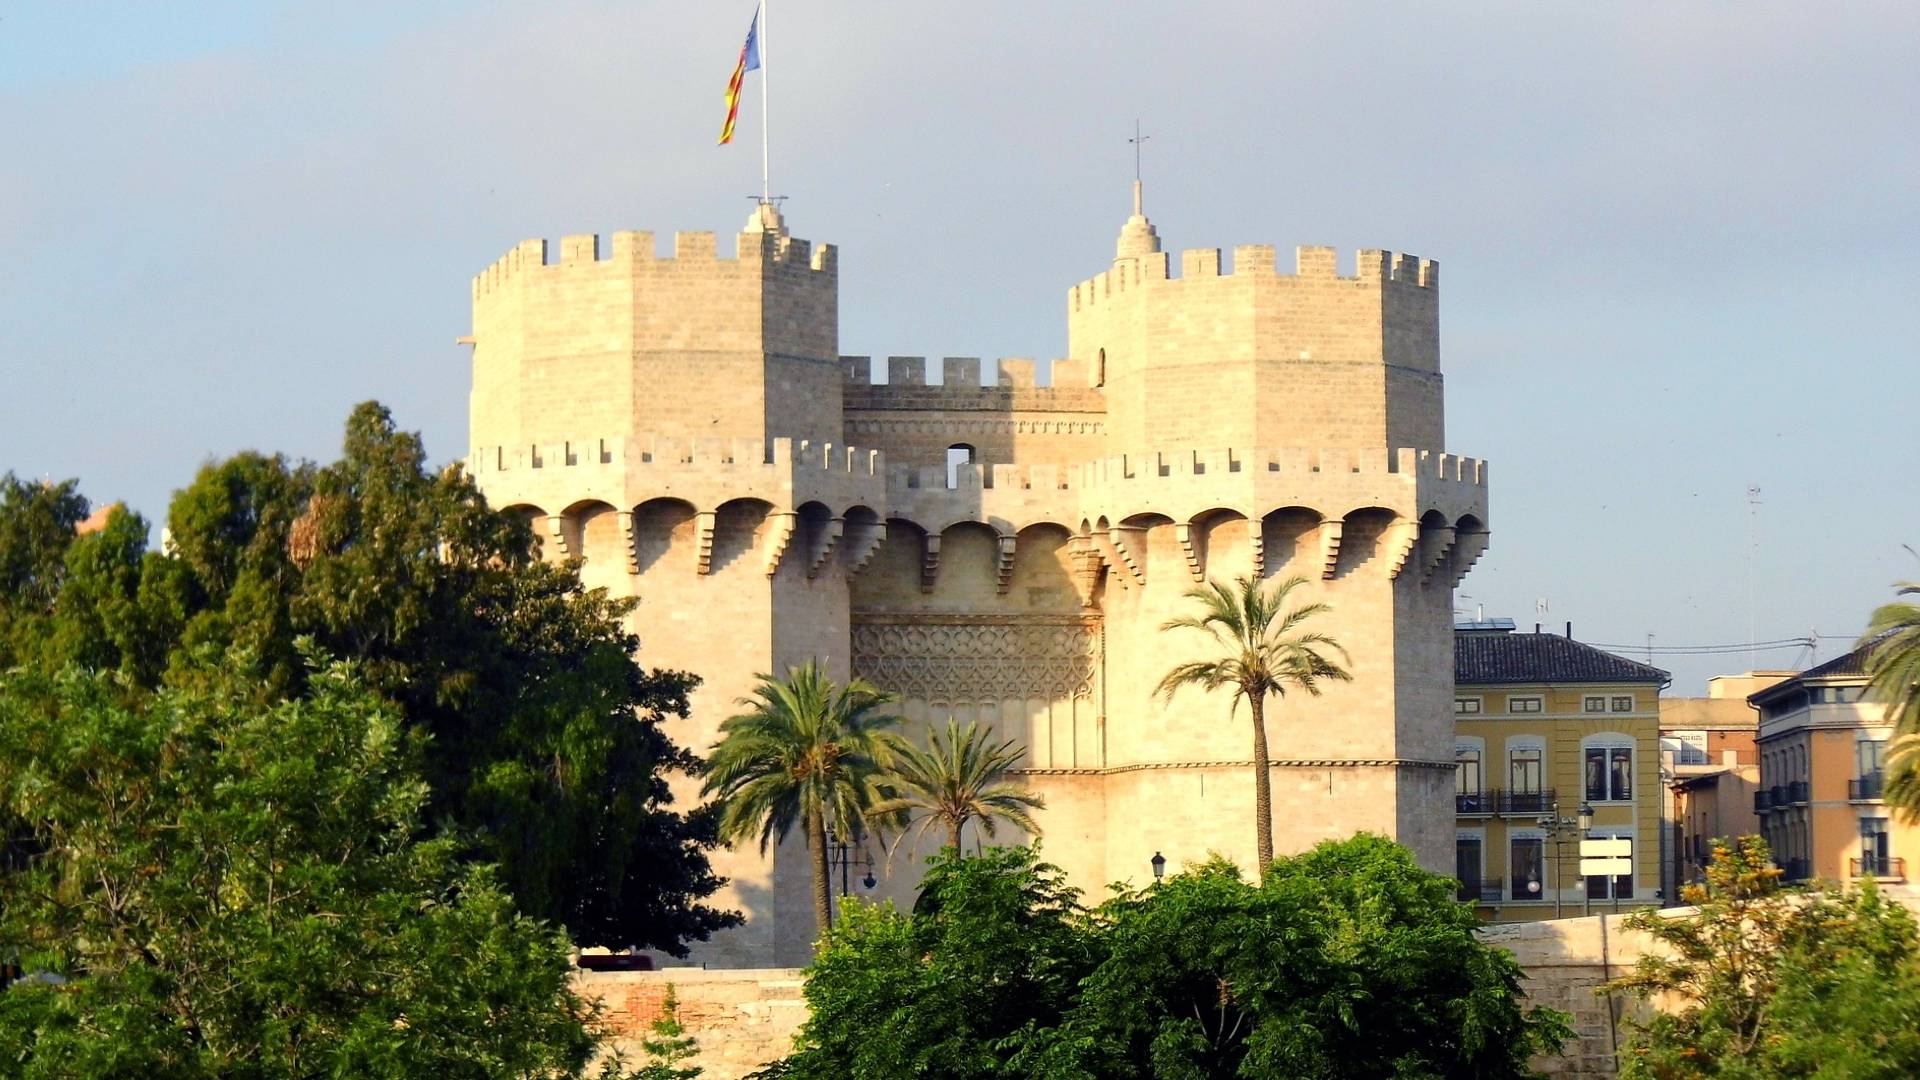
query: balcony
1754 789 1772 814
1850 772 1885 802
1769 784 1789 808
1851 856 1906 881
1455 790 1497 816
1787 780 1810 805
1456 878 1504 903
1779 857 1811 883
1500 788 1556 816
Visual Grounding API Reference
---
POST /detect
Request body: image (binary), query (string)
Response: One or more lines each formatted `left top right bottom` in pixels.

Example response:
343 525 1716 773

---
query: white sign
1580 838 1632 858
1580 858 1633 877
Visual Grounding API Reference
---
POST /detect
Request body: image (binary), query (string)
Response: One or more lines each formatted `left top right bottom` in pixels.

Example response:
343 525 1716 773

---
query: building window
944 444 976 488
1664 730 1709 766
1508 696 1543 714
1456 747 1483 796
1860 817 1892 877
1585 834 1634 900
1456 835 1484 896
1584 741 1633 802
1583 696 1607 713
1611 695 1634 712
1510 837 1545 901
1509 746 1543 794
1454 697 1482 715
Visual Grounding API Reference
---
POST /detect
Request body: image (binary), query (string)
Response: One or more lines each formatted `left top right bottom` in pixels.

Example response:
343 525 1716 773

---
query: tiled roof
1454 632 1670 686
1748 646 1870 705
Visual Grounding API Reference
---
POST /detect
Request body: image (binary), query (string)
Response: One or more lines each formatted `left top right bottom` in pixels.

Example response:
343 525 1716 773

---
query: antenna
1747 485 1762 670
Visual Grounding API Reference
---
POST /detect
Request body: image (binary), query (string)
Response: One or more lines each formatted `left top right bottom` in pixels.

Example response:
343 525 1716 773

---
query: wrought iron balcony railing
1456 878 1504 903
1787 780 1810 805
1754 789 1772 814
1500 788 1556 816
1455 790 1497 816
1850 772 1885 801
1851 856 1905 881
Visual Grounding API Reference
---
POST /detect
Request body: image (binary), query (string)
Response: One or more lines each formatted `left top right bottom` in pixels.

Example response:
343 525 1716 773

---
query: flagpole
760 0 771 206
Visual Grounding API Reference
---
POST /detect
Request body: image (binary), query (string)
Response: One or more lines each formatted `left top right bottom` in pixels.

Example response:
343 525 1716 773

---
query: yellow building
1753 649 1916 886
1453 622 1669 921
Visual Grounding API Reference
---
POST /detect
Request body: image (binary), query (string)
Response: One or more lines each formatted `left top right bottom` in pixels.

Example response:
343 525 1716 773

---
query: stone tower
465 194 1489 968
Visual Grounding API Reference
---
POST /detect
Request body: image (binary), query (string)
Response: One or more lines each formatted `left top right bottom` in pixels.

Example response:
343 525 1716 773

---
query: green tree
868 717 1044 855
1605 836 1920 1079
0 660 637 1078
636 985 703 1080
0 473 88 667
768 847 1095 1080
1 404 735 952
1154 575 1351 879
1019 835 1568 1079
760 836 1566 1079
703 661 901 941
1862 582 1920 819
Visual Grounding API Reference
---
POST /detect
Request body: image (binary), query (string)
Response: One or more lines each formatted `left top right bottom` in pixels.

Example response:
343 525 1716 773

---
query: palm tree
1155 574 1351 880
1863 581 1920 820
702 660 902 940
869 717 1045 856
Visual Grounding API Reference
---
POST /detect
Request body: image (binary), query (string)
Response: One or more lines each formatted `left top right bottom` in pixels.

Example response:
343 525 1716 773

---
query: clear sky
2 2 1915 692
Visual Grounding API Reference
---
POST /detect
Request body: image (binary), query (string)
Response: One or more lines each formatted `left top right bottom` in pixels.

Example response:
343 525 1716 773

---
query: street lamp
1150 851 1166 881
825 828 877 920
1536 802 1595 920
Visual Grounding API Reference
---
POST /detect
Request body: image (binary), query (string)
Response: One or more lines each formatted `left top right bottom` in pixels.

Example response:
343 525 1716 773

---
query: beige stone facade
464 200 1489 966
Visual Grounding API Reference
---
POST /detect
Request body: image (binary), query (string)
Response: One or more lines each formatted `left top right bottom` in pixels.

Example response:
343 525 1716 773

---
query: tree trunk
808 809 832 946
1249 692 1274 882
948 817 964 857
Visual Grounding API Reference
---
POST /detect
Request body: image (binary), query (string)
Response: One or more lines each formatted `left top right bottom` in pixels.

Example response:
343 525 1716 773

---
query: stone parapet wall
580 968 807 1080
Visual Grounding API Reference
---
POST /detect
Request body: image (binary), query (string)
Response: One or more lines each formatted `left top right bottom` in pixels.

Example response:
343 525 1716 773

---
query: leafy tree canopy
764 836 1569 1079
0 661 638 1078
1606 836 1920 1079
0 403 734 951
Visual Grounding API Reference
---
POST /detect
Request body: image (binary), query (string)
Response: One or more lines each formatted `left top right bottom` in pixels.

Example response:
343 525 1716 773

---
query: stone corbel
1068 537 1103 608
1107 526 1147 588
806 517 845 579
1421 525 1457 582
546 514 571 559
1448 530 1490 589
994 535 1018 594
1318 519 1343 580
762 511 798 577
616 510 638 574
844 522 887 577
1248 521 1265 578
1385 519 1421 580
694 511 717 575
1175 523 1204 582
920 534 942 594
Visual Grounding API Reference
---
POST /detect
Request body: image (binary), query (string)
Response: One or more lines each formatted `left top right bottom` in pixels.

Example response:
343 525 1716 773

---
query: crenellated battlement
841 355 1106 414
471 435 880 479
1069 245 1437 312
471 228 836 300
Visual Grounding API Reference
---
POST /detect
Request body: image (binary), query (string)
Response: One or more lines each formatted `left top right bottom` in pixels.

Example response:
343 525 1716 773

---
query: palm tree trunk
948 817 964 857
1249 692 1274 881
808 809 832 944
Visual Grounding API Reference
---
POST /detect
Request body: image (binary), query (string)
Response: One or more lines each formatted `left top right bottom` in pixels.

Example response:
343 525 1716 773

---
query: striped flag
718 7 761 145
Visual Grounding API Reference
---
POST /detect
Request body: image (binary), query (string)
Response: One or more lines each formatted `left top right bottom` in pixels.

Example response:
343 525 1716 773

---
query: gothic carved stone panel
850 615 1100 703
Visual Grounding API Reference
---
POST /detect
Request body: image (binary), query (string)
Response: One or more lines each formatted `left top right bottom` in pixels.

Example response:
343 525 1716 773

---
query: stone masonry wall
589 905 1879 1078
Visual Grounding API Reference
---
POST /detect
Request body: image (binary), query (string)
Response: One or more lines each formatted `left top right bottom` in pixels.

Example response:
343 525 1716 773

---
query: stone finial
1114 180 1162 261
742 201 788 237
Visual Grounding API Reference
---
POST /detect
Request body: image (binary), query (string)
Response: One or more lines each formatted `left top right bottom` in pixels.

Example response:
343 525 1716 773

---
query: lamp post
1536 802 1595 920
1150 851 1166 882
825 827 877 921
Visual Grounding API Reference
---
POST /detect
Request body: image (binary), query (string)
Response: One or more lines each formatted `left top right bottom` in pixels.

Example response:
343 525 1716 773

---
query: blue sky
2 2 1915 691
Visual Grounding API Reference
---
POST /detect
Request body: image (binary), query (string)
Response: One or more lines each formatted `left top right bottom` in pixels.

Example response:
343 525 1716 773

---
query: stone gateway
464 192 1489 967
